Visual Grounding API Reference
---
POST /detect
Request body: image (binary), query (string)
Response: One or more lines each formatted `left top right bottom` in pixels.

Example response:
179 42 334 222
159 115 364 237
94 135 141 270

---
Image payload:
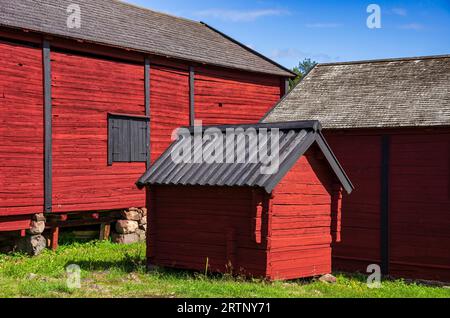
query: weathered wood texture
150 65 190 162
325 134 382 272
326 129 450 282
51 51 146 212
268 149 335 280
0 41 44 216
0 32 283 229
194 66 281 125
147 186 269 277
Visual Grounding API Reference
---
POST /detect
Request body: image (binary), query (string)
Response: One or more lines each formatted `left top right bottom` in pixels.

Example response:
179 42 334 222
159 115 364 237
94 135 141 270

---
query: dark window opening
108 114 149 165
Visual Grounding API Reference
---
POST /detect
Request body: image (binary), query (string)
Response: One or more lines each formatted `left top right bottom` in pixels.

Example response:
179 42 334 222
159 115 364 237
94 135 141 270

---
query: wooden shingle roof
263 55 450 128
0 0 293 76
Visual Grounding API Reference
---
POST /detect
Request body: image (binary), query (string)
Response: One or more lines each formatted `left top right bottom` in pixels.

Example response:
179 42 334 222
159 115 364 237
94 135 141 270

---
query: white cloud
305 23 342 28
194 8 289 22
399 23 424 30
392 8 407 16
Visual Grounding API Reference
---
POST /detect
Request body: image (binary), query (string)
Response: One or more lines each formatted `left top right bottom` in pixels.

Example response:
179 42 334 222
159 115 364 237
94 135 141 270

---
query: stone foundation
0 208 148 256
111 207 147 244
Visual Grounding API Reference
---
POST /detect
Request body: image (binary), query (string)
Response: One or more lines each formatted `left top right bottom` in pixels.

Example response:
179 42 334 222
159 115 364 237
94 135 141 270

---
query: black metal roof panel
137 121 353 194
0 0 293 77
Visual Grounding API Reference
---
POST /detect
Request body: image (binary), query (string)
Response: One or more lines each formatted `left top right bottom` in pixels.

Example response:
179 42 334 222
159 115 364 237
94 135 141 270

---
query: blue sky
126 0 450 68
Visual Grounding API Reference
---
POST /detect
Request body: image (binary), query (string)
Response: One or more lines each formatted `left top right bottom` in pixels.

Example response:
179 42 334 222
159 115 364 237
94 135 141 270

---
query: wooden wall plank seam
43 39 52 213
145 57 151 168
189 66 195 126
380 135 391 275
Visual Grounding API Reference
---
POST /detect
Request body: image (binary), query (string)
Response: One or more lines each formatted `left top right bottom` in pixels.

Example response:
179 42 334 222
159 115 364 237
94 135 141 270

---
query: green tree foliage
289 58 317 90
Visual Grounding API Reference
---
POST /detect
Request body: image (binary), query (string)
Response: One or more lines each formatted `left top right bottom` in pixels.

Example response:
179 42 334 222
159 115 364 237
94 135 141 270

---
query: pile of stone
111 207 147 244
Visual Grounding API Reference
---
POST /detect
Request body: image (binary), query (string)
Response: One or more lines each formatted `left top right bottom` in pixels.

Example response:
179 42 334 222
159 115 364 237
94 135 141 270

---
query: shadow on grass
64 252 145 273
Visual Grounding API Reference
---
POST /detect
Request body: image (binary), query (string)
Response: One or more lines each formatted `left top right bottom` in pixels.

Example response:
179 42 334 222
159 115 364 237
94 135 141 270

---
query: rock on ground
135 229 146 242
115 220 139 234
319 274 337 284
16 235 46 256
121 209 141 221
111 232 140 244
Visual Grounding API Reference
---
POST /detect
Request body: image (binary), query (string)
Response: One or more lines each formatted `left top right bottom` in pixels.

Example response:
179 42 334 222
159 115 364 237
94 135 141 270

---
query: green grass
0 240 449 298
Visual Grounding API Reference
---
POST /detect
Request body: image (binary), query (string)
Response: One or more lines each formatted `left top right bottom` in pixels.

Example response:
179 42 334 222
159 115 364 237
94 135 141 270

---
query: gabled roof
0 0 293 77
136 121 354 194
262 55 450 128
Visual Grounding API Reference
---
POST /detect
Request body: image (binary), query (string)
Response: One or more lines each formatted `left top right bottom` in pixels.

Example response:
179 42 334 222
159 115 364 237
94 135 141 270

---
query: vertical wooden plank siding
43 40 52 212
194 66 281 125
51 51 146 212
268 150 334 280
380 135 390 275
0 41 44 216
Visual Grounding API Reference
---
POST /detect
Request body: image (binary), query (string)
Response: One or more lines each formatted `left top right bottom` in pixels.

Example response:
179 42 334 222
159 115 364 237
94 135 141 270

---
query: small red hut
137 121 353 280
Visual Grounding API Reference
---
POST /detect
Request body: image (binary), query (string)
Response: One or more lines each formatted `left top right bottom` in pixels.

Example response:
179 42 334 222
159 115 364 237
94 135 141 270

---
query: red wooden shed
0 0 293 252
262 55 450 282
136 121 353 280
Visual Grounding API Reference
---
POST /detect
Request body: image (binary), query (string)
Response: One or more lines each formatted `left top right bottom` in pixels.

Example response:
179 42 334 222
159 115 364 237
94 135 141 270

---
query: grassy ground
0 240 449 298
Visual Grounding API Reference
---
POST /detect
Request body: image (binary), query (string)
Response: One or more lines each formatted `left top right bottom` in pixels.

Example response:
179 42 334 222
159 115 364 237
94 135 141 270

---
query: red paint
0 31 284 231
326 128 450 282
150 65 190 162
0 41 44 216
51 51 146 212
146 148 341 280
194 66 281 125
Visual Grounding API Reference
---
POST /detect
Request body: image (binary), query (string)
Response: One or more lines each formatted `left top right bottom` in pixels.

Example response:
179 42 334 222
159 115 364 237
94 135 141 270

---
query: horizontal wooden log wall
194 66 282 125
324 134 382 272
51 51 146 212
150 65 190 162
148 186 269 277
0 41 44 216
269 149 335 280
0 32 283 221
326 129 450 282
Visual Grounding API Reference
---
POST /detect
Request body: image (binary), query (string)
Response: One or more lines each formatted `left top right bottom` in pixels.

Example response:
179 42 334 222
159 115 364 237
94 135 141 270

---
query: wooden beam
99 223 111 241
189 66 195 126
50 227 59 251
145 57 151 168
380 135 390 275
43 39 52 213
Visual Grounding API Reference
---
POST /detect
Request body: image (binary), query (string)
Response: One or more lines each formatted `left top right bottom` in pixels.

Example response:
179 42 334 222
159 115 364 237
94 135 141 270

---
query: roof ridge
112 0 202 25
318 54 450 67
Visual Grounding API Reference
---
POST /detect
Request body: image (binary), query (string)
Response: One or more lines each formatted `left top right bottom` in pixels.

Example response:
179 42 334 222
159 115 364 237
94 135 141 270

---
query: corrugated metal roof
137 121 353 194
262 55 450 128
0 0 294 77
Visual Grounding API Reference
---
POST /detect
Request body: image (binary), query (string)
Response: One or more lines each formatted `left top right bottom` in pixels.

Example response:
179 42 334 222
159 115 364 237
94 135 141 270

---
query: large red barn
262 55 450 282
0 0 293 253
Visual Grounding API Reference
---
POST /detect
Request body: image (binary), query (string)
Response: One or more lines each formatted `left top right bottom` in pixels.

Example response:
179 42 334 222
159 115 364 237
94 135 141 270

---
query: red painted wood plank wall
0 41 44 216
0 35 283 219
194 66 282 125
148 186 269 277
269 149 336 280
326 129 450 282
51 51 146 212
